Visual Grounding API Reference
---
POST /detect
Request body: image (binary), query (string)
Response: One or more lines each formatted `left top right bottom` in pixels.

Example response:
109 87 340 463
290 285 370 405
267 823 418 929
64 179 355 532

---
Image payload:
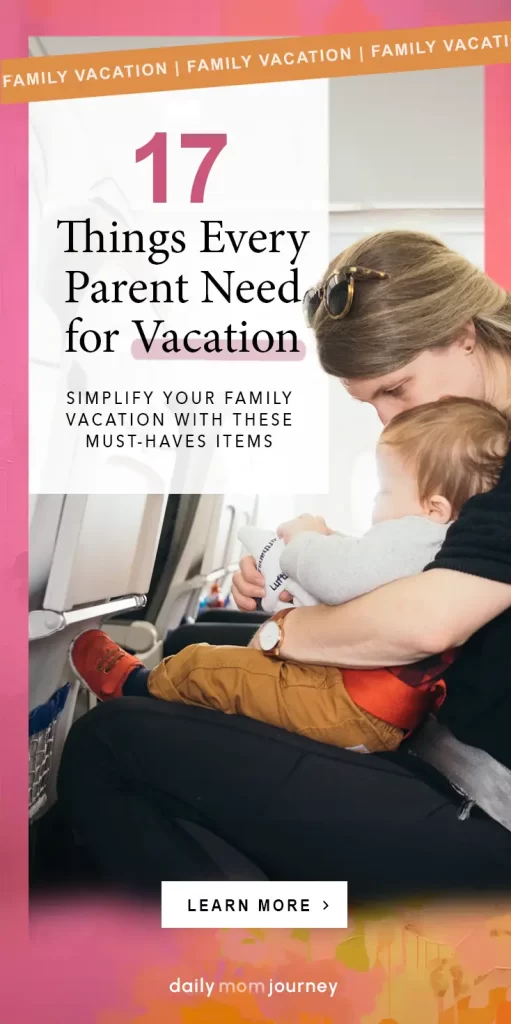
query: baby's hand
277 514 332 545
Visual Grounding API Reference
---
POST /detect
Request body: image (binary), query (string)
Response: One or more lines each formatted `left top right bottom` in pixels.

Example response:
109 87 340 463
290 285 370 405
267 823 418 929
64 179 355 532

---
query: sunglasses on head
303 265 389 328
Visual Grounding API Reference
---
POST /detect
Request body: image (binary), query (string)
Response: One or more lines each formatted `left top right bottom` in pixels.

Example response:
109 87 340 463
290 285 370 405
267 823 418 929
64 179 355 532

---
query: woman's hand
233 516 333 610
231 555 293 610
277 513 332 545
231 555 265 611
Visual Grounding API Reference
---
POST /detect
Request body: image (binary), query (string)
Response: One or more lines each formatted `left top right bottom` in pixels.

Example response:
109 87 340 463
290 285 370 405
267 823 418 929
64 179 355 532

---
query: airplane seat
29 492 166 821
112 493 184 625
111 493 260 670
30 490 268 886
163 621 258 658
104 493 188 657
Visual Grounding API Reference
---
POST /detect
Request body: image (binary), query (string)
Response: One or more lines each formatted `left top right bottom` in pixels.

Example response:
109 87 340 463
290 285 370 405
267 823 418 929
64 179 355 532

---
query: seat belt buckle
457 799 475 821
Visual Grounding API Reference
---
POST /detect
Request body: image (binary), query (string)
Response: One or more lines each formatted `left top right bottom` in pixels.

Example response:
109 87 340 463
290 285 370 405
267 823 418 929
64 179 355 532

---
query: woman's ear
457 321 477 355
426 494 453 524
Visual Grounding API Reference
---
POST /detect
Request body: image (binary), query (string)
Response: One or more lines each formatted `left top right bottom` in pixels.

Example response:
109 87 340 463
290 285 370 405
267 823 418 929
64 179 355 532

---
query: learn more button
161 881 348 929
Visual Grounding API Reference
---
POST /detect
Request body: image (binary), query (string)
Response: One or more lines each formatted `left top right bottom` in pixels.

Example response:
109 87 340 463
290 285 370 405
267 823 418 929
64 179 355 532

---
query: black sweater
427 446 511 767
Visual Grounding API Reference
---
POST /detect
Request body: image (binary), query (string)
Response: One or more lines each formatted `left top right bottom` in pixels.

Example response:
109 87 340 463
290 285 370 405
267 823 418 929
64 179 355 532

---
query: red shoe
69 629 143 700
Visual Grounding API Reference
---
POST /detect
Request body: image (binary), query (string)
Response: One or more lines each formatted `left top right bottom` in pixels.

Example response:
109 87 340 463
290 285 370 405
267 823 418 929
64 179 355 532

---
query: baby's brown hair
380 397 510 518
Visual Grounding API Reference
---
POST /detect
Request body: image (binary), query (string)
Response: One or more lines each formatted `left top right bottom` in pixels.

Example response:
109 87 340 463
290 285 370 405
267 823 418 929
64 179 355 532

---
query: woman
58 231 511 899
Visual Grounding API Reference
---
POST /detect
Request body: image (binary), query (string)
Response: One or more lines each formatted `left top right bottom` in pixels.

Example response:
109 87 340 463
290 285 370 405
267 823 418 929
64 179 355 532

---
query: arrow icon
323 901 329 910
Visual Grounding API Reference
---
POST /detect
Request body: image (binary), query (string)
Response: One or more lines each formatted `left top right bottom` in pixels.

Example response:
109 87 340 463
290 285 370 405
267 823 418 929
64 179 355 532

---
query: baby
69 397 510 754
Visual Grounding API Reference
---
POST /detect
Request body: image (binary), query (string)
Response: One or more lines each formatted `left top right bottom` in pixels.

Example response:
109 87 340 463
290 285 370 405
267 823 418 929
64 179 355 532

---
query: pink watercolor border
0 2 510 1019
0 0 28 941
485 64 511 289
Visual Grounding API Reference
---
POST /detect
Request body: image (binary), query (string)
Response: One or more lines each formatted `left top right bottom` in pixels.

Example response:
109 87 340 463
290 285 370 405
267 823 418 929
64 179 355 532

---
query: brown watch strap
267 606 294 658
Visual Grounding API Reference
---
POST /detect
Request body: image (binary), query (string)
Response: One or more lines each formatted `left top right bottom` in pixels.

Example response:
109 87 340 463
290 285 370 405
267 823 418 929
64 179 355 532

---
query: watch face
259 619 280 652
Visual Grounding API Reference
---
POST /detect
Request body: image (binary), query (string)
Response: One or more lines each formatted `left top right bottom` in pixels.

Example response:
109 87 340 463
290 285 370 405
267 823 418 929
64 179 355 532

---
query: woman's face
343 337 485 425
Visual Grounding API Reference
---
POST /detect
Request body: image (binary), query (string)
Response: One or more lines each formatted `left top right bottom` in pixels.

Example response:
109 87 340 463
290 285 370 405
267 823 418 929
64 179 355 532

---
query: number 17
136 132 228 204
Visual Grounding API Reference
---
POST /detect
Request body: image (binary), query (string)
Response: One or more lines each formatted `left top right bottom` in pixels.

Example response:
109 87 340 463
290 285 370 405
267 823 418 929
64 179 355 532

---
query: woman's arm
245 447 511 666
249 569 511 667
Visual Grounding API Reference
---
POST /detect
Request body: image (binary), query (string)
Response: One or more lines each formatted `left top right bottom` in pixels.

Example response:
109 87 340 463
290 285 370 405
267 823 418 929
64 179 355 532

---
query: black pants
57 698 511 900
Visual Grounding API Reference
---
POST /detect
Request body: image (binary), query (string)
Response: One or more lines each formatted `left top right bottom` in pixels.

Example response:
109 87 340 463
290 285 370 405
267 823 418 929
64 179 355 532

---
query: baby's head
373 397 510 525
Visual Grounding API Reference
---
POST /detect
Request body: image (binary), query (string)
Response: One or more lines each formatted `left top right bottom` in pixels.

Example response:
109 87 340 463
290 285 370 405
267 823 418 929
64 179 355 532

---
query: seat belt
343 667 446 733
406 716 511 833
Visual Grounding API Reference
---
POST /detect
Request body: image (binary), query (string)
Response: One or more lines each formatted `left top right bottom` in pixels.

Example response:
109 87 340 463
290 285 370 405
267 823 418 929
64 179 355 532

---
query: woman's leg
58 698 511 900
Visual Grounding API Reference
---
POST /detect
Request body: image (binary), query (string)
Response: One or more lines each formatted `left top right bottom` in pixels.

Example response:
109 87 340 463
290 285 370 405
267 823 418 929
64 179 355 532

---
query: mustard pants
148 643 403 753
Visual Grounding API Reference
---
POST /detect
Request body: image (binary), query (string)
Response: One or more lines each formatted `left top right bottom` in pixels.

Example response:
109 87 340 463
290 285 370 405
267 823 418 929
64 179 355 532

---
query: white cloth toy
240 517 449 613
238 526 318 613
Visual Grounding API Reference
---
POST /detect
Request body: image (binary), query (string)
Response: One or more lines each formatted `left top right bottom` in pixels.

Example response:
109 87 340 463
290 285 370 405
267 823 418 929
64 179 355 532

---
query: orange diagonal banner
2 22 511 104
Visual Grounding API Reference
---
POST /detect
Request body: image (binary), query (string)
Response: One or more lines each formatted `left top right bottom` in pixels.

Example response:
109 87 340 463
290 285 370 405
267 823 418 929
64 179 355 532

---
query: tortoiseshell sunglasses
303 266 389 327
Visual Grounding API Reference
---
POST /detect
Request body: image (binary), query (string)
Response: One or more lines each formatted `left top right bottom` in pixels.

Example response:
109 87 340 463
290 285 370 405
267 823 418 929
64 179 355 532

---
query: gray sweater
279 517 449 606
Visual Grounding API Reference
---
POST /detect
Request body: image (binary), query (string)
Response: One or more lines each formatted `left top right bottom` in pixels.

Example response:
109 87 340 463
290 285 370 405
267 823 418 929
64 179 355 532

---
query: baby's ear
427 495 452 524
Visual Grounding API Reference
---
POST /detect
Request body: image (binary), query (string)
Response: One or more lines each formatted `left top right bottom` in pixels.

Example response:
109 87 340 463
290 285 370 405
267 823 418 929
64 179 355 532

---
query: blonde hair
313 231 511 380
380 397 510 518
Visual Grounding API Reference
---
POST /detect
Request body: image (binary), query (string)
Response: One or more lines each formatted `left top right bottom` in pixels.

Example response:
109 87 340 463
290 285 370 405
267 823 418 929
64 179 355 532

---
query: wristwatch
258 607 294 658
